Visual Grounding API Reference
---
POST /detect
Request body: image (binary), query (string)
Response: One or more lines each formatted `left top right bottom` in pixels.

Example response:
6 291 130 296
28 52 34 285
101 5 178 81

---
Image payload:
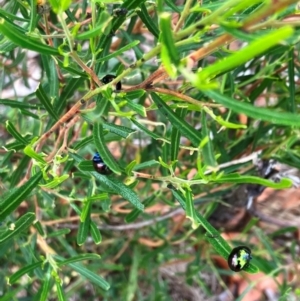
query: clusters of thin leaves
0 0 300 299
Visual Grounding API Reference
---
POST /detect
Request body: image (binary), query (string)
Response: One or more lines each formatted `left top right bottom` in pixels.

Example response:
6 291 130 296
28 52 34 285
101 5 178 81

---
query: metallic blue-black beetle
92 152 111 175
113 8 128 17
228 246 252 272
101 74 122 91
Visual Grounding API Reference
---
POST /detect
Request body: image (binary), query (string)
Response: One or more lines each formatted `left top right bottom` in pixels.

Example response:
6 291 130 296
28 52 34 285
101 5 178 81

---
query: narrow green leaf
123 0 147 10
172 187 227 253
0 8 30 22
10 156 30 187
55 280 67 301
249 78 271 102
77 204 90 246
170 108 186 162
90 220 102 244
73 136 93 150
86 193 109 202
126 246 140 301
84 13 112 40
198 26 294 81
48 0 60 13
288 47 296 113
130 118 161 140
133 160 160 170
103 122 136 139
220 24 257 43
201 111 217 167
165 0 181 13
54 78 85 115
24 145 46 164
125 160 137 176
214 115 247 129
29 0 38 33
97 10 112 36
5 120 27 145
0 212 36 244
39 174 69 189
253 227 280 267
185 189 199 229
80 200 91 222
161 141 169 176
9 261 43 285
33 220 45 237
0 172 42 221
151 93 201 146
36 84 59 121
77 220 90 246
70 203 81 217
63 9 76 23
5 141 25 151
78 160 96 172
101 199 111 213
0 19 59 55
56 254 101 266
214 173 292 189
96 40 140 63
56 59 87 77
125 90 145 100
20 108 40 120
40 273 51 301
76 23 104 40
92 172 144 211
47 228 71 238
49 0 72 13
0 286 23 301
0 99 39 109
126 99 147 117
137 4 159 38
125 194 156 223
58 258 110 290
41 55 59 99
159 12 179 63
93 122 123 175
203 90 300 127
161 43 175 77
61 0 72 12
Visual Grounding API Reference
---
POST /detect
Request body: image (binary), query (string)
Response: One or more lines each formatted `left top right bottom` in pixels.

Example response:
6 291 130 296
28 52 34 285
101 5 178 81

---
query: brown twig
35 102 82 152
45 102 96 162
48 207 185 231
71 52 102 87
147 87 221 108
40 14 65 82
249 207 300 228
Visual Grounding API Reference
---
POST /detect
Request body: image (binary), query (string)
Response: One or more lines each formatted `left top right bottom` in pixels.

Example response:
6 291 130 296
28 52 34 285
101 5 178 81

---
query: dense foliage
0 0 300 300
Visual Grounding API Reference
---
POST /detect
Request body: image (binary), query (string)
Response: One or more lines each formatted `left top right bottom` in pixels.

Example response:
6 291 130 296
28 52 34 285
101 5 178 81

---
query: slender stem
147 87 221 108
51 208 186 231
174 0 194 32
71 52 102 86
58 11 73 50
242 0 299 29
133 172 208 186
133 151 260 187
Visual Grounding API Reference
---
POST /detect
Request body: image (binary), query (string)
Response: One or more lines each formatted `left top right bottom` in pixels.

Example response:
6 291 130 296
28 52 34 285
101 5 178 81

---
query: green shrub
0 0 299 299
